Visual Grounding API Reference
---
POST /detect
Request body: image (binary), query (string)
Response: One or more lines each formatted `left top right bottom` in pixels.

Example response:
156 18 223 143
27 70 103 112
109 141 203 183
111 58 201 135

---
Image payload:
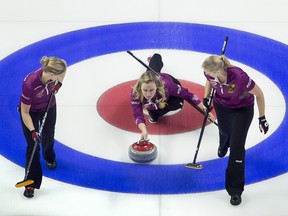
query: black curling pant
147 53 163 73
147 53 184 119
214 102 254 196
20 105 57 189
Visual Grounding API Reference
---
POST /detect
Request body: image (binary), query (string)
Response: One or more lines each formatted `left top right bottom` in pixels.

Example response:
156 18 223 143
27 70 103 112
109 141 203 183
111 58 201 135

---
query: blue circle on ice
0 22 287 194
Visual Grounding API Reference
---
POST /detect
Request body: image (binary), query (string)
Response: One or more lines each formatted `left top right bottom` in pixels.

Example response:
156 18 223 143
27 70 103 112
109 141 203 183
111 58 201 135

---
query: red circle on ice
97 80 212 135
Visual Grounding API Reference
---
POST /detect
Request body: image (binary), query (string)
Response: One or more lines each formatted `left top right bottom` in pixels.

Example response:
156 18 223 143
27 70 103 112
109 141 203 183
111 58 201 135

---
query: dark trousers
214 102 254 196
147 53 163 73
20 105 57 189
148 53 184 119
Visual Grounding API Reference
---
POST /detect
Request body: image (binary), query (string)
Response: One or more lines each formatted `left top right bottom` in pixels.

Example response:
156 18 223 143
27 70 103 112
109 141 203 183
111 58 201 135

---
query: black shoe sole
46 161 57 169
230 195 242 206
24 190 34 198
218 147 228 158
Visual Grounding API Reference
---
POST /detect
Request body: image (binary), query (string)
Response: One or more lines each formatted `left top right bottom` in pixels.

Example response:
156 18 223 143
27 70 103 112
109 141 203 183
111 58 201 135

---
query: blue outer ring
1 22 287 194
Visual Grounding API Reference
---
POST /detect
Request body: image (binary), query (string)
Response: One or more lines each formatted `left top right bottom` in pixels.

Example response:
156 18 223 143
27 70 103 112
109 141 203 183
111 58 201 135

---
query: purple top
204 67 255 108
131 73 201 126
20 68 56 112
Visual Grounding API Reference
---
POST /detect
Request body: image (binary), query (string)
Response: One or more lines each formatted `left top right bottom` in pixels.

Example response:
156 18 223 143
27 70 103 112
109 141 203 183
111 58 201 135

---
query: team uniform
204 66 255 197
131 53 201 126
19 68 57 189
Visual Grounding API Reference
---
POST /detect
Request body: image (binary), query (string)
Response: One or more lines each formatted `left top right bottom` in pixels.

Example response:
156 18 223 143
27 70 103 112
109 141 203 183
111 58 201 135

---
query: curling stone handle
137 139 150 145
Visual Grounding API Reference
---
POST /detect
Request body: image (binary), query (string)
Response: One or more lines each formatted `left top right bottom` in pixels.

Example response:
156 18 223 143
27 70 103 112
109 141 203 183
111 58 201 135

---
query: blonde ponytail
41 56 67 75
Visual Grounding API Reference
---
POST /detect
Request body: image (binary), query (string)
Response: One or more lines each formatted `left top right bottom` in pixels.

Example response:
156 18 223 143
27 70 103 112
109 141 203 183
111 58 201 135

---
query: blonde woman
202 55 269 206
131 53 209 141
19 56 67 198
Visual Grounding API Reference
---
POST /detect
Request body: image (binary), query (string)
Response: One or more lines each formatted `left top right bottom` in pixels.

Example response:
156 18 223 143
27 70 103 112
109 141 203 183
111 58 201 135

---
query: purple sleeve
131 90 145 126
20 80 32 105
241 71 255 91
166 81 202 106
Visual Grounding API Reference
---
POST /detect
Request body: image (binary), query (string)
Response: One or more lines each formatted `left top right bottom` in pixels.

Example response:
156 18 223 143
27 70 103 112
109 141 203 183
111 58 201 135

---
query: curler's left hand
259 115 269 134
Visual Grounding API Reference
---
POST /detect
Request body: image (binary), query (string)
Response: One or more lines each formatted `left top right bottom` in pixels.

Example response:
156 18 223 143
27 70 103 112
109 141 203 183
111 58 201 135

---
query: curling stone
128 140 157 163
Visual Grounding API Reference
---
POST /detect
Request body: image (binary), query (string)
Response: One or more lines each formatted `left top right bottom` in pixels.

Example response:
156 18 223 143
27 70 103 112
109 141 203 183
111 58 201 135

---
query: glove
31 130 41 143
203 98 213 112
52 81 62 94
258 115 269 134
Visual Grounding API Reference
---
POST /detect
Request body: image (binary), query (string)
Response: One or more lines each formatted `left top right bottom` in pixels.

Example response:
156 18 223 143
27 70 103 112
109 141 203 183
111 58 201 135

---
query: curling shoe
23 187 34 198
218 146 228 158
46 161 57 169
148 115 159 124
230 194 242 206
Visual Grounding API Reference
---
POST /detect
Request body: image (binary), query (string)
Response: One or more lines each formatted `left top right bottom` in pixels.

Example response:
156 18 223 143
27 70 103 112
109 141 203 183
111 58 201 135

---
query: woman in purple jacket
131 53 212 141
202 55 269 206
19 56 67 198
